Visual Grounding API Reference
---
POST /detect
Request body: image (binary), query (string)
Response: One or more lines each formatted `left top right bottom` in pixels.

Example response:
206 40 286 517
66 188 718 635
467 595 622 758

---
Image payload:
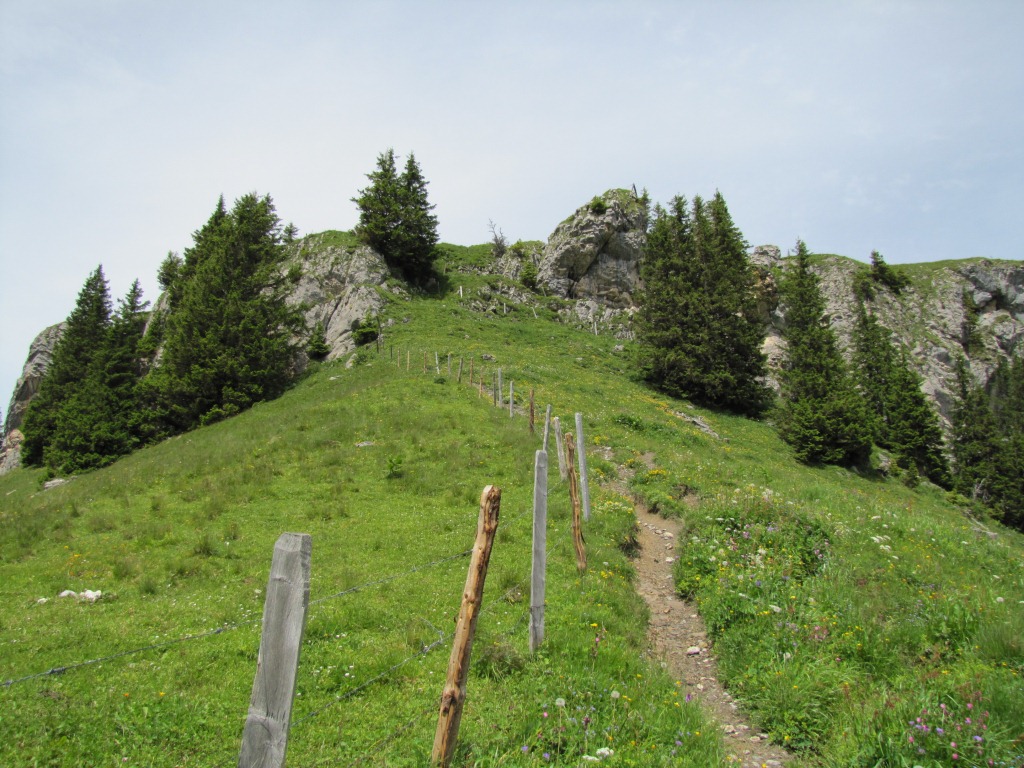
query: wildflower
555 697 566 708
610 690 620 700
521 745 529 753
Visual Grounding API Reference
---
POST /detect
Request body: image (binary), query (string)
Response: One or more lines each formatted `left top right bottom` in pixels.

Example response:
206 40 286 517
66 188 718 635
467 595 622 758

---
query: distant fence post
237 533 312 768
457 357 464 384
432 486 502 767
564 435 587 573
447 353 452 377
435 352 441 375
530 451 547 653
553 417 567 481
575 413 591 522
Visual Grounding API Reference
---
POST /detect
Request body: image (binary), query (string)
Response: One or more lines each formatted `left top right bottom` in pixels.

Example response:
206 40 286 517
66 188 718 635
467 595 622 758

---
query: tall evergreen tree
776 241 872 466
151 193 303 430
353 149 439 284
21 266 112 466
43 281 150 474
635 193 771 416
950 356 999 502
852 304 949 484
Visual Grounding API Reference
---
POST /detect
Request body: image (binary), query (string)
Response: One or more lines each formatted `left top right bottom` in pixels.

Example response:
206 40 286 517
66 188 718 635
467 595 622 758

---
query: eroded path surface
632 502 792 768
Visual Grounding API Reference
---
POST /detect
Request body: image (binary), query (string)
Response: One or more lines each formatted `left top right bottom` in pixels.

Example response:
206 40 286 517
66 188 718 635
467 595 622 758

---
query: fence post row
530 451 548 654
432 486 503 768
238 533 313 768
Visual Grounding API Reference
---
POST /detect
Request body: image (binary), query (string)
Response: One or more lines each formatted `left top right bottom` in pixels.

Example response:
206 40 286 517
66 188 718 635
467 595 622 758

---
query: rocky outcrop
537 189 647 308
284 233 390 362
767 253 1024 428
0 323 64 475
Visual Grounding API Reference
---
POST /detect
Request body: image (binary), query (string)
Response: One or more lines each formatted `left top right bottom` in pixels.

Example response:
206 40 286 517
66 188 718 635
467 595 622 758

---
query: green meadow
1 265 1022 767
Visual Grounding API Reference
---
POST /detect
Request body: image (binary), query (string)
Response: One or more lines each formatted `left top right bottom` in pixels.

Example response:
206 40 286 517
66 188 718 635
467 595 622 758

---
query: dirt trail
632 504 792 767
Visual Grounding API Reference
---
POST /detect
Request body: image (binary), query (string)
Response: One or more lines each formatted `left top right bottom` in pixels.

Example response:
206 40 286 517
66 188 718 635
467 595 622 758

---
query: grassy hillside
2 274 1022 767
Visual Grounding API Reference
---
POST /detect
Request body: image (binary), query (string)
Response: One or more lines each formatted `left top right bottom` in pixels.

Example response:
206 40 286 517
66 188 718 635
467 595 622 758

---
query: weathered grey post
553 416 567 481
457 357 464 384
542 404 553 451
432 486 502 767
530 450 547 653
575 413 591 522
492 373 497 406
447 353 452 377
509 382 514 418
435 352 441 375
238 533 312 768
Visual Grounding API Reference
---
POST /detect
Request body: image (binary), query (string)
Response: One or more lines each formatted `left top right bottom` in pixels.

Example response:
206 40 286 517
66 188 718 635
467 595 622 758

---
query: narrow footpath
631 501 792 768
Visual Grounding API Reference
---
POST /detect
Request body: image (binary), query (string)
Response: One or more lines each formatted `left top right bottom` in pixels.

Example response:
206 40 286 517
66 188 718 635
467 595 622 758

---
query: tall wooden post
435 352 441 375
542 405 553 451
238 533 312 768
564 435 586 573
554 417 567 481
432 487 502 767
575 413 591 522
447 353 452 377
530 451 547 653
469 358 474 386
457 357 464 384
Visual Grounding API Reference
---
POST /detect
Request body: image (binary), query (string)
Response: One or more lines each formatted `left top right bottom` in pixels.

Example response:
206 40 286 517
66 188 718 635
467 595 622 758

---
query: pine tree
353 149 439 284
950 356 999 502
852 304 949 484
635 193 771 416
152 193 303 430
776 241 872 466
21 266 112 467
42 281 150 474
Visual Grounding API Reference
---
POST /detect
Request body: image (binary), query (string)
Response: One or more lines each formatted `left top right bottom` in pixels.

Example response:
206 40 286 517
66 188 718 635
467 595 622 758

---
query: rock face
283 233 390 362
769 254 1024 427
537 189 647 308
0 234 390 475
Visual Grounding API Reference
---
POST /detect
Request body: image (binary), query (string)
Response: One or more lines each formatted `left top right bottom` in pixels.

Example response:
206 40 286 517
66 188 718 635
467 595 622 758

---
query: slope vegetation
1 275 1022 767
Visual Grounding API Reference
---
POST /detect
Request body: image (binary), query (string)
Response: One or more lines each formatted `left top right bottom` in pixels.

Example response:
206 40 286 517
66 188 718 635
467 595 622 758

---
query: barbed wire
1 618 260 689
290 620 448 730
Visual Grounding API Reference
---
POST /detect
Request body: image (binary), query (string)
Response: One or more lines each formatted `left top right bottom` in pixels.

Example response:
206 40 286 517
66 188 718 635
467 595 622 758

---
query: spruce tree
353 149 440 284
152 193 303 430
635 193 770 416
852 304 949 484
43 281 150 474
950 356 999 502
776 241 872 466
21 266 112 466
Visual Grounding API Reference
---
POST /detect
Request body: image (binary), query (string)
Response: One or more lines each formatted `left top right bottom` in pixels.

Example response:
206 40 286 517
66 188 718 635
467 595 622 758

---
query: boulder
537 189 647 308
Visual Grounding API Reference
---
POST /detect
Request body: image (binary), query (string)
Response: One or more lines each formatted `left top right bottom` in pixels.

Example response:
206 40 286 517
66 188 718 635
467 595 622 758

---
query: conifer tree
635 193 770 416
353 149 439 284
951 357 999 502
152 193 303 430
43 281 150 474
21 266 112 466
852 304 949 484
776 241 872 466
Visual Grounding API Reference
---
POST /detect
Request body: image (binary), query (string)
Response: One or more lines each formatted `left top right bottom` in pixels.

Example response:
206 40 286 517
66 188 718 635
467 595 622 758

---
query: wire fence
3 344 583 767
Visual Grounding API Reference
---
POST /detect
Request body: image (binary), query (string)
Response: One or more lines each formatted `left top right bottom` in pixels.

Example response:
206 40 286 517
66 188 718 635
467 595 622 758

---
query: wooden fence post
564 435 587 573
554 417 567 481
469 358 474 386
238 533 312 768
575 413 591 522
435 352 441 375
530 451 547 653
542 405 552 452
447 353 452 377
432 486 502 767
457 357 464 384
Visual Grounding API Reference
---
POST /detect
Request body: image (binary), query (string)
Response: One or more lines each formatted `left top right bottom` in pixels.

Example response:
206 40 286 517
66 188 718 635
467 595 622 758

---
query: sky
2 0 1022 424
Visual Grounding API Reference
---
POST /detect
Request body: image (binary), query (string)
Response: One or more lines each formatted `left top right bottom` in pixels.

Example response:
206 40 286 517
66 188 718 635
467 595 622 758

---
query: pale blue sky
2 0 1022 423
